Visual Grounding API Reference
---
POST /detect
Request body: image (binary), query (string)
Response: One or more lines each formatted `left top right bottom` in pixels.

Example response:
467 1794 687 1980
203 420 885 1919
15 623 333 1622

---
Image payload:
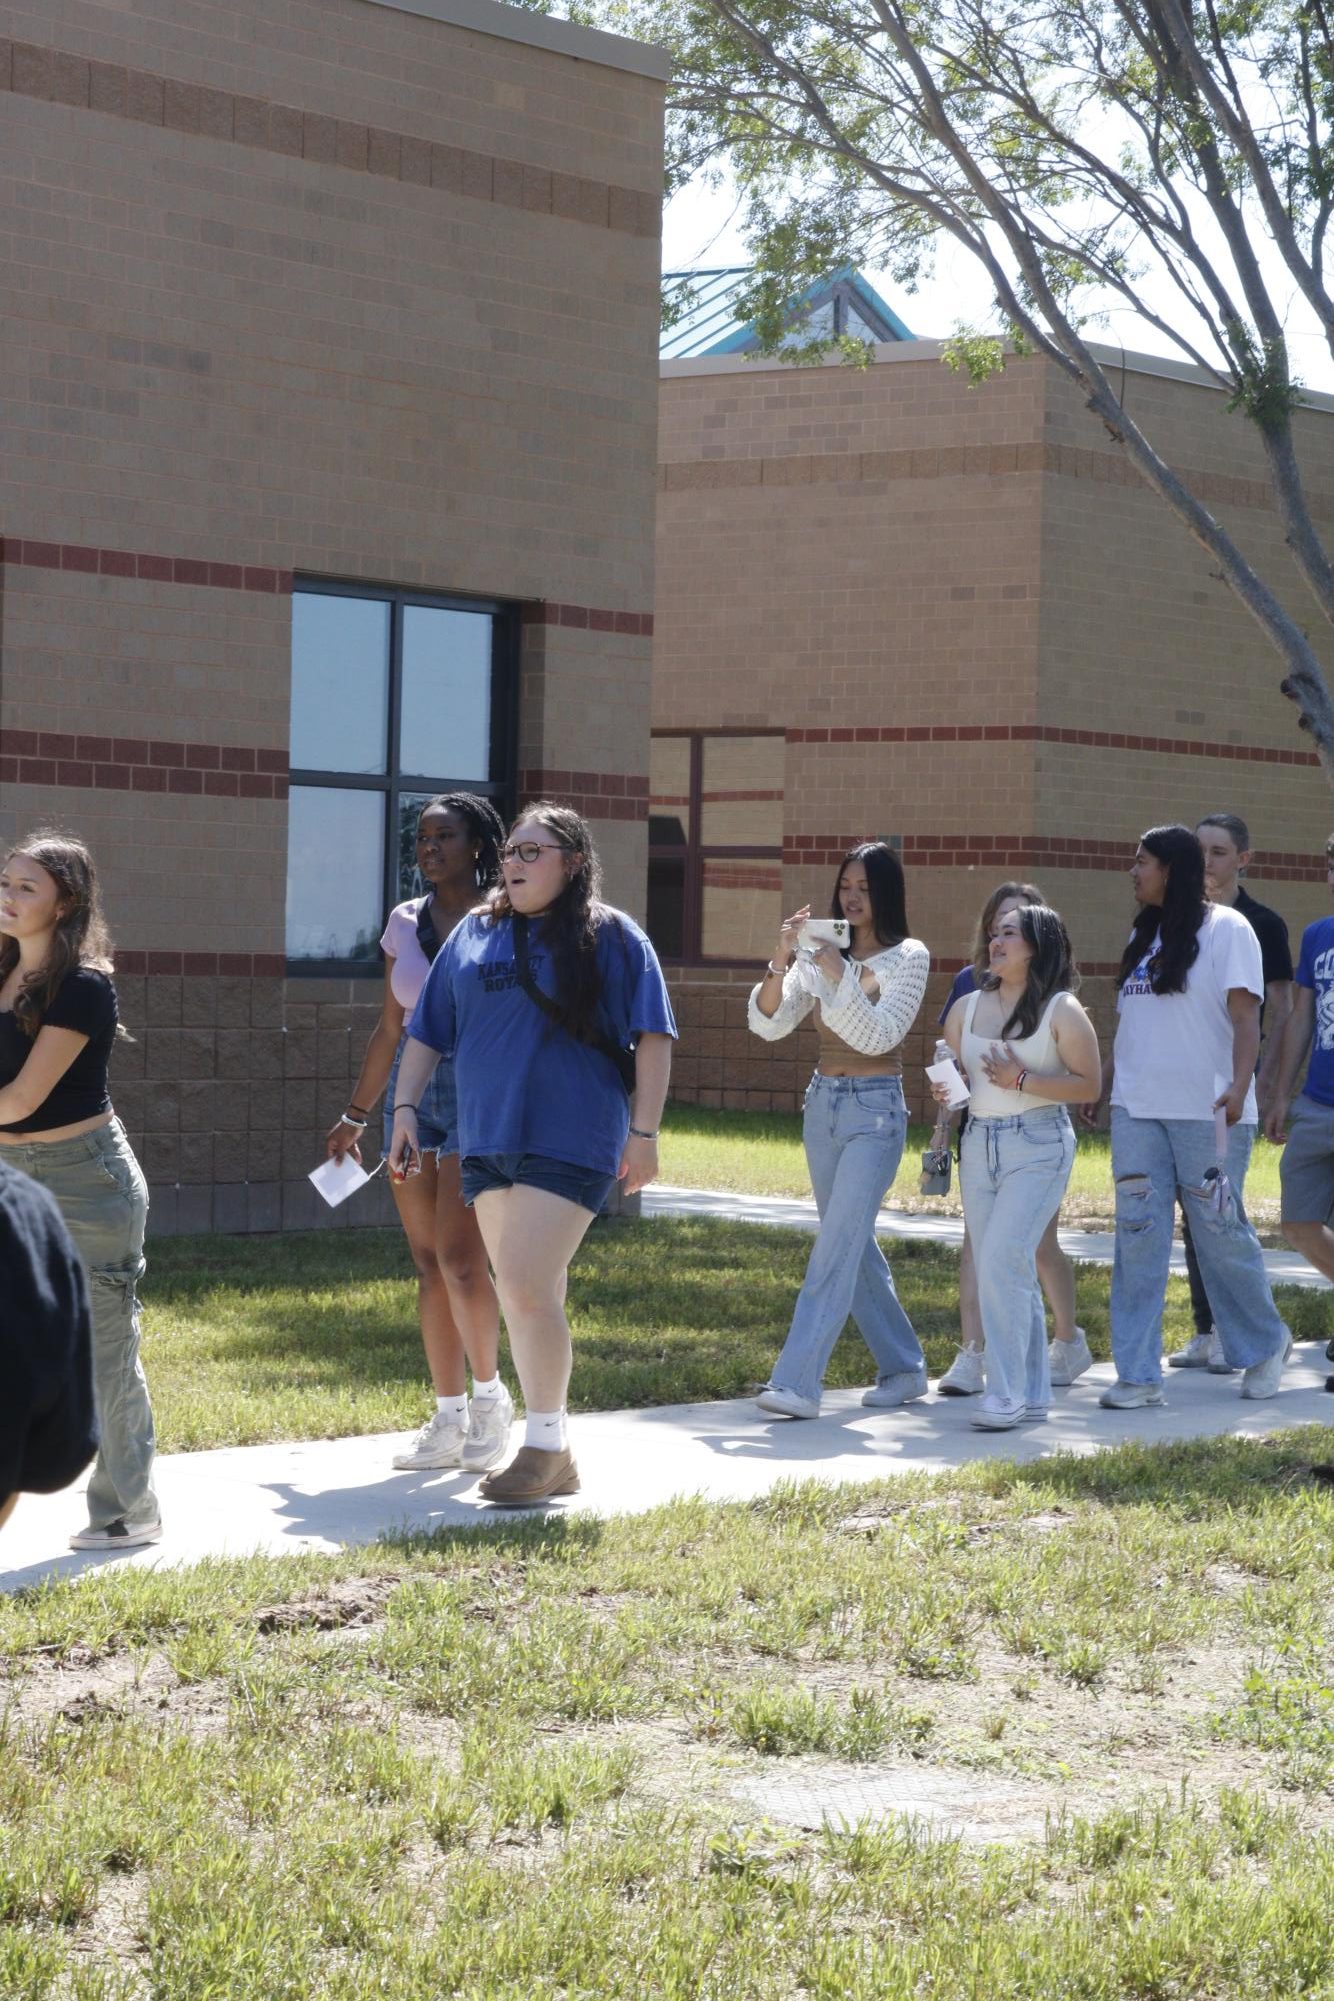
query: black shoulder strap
415 896 441 965
511 913 636 1094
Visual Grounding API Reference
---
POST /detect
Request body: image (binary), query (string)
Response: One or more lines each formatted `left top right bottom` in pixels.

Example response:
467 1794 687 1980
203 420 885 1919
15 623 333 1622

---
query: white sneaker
392 1410 468 1470
1048 1328 1092 1386
1239 1326 1293 1401
757 1385 821 1420
68 1516 163 1551
970 1395 1026 1430
1099 1380 1166 1409
861 1368 929 1408
1167 1331 1213 1369
936 1347 985 1396
461 1385 515 1472
1206 1329 1238 1375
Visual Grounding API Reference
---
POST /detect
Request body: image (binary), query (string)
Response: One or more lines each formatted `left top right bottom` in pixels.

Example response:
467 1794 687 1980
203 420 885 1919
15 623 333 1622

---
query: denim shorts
381 1036 457 1160
460 1152 616 1215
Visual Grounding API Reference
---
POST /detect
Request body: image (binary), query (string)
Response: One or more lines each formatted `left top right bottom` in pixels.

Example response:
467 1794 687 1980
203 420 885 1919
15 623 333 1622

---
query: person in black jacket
0 1156 96 1533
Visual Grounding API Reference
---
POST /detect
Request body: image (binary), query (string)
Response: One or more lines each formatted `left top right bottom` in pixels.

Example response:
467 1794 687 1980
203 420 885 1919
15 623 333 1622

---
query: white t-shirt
1111 903 1263 1122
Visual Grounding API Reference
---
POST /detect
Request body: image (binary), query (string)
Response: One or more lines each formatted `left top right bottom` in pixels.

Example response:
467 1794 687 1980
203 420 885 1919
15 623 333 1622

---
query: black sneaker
69 1517 163 1551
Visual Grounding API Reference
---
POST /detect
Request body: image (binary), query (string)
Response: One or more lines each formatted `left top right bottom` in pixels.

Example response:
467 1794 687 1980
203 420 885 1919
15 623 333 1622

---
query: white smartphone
799 917 850 952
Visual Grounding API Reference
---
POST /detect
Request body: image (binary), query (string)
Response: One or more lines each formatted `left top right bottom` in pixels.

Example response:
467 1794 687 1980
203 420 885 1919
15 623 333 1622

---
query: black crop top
0 967 118 1134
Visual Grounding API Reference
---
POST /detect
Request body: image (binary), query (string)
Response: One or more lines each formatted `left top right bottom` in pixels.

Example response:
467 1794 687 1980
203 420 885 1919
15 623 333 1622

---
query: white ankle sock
471 1374 503 1404
524 1408 567 1451
436 1394 469 1423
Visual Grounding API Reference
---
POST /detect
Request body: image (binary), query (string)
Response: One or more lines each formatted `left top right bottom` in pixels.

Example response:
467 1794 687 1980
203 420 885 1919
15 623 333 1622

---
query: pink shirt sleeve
380 901 432 1013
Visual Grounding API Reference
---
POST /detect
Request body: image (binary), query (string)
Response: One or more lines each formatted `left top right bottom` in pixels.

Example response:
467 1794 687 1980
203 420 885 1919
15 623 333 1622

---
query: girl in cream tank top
961 988 1069 1117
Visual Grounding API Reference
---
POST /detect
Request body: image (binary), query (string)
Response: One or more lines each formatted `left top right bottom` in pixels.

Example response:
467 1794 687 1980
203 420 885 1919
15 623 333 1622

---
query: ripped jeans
7 1119 158 1528
1109 1108 1286 1385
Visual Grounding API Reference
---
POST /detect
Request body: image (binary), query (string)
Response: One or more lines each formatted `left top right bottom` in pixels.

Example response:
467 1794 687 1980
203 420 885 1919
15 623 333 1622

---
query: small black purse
919 1110 952 1196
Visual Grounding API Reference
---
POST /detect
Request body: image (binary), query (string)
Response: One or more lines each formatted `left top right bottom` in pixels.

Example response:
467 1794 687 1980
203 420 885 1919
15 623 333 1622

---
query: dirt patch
253 1575 400 1633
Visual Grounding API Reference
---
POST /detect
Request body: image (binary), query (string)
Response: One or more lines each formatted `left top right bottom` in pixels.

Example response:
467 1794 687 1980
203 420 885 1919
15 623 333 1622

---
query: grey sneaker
1167 1331 1213 1369
1099 1380 1166 1409
970 1395 1026 1430
461 1385 515 1472
861 1368 929 1409
1206 1328 1238 1375
1239 1327 1293 1401
392 1410 468 1470
757 1385 821 1420
68 1517 163 1551
936 1347 985 1396
1048 1328 1092 1386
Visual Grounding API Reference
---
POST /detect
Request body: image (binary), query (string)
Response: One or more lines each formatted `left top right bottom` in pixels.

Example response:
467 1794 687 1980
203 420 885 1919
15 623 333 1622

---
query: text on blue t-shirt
1295 913 1334 1108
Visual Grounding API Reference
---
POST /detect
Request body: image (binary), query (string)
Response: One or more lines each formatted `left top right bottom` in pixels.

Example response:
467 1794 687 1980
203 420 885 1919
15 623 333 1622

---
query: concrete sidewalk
4 1346 1329 1594
644 1184 1330 1288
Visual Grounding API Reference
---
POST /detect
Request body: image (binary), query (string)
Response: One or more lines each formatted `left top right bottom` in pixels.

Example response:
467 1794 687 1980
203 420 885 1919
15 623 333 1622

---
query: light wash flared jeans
959 1106 1076 1412
6 1118 158 1528
767 1074 924 1403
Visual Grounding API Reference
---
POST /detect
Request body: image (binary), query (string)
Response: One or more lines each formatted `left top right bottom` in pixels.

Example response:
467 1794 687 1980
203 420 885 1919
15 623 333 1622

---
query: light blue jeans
1109 1108 1287 1385
7 1119 158 1528
768 1074 924 1402
960 1107 1076 1411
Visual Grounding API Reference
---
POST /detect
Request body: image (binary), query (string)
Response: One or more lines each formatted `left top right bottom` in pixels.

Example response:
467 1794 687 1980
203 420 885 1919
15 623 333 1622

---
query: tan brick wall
1 0 664 1226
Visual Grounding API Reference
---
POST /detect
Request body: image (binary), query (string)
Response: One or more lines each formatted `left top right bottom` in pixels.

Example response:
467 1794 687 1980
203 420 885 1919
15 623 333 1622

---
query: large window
647 730 785 963
286 581 517 971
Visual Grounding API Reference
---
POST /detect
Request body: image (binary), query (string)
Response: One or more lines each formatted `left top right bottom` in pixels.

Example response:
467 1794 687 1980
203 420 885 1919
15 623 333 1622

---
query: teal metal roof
661 264 915 359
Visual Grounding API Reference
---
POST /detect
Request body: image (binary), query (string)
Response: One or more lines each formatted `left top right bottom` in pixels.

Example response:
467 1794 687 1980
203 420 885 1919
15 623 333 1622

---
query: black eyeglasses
501 841 569 864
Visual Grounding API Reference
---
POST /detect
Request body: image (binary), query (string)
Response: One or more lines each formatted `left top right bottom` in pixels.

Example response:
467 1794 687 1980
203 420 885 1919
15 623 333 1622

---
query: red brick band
0 729 288 800
116 951 286 977
702 861 783 889
2 41 660 241
785 832 1327 881
0 538 290 595
659 440 1323 519
518 768 650 823
523 602 654 637
786 721 1319 769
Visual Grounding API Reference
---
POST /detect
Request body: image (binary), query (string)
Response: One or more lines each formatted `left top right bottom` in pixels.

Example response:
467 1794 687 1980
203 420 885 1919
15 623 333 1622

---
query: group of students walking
749 813 1315 1430
2 802 1328 1548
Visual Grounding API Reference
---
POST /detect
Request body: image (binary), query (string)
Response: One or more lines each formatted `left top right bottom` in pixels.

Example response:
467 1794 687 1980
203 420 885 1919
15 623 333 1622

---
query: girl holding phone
748 841 930 1419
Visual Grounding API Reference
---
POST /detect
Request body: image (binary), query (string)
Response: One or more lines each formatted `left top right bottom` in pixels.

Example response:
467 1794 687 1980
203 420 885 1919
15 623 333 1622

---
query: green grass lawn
659 1102 1287 1230
2 1434 1330 1997
139 1219 1328 1454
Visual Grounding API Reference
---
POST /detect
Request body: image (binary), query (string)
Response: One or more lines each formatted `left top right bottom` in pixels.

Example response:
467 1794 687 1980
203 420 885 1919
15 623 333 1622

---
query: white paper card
308 1153 371 1208
926 1059 970 1110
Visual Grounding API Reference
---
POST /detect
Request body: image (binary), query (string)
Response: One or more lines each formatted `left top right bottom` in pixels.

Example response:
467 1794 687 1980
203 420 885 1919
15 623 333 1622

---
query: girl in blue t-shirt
0 831 158 1551
390 802 677 1505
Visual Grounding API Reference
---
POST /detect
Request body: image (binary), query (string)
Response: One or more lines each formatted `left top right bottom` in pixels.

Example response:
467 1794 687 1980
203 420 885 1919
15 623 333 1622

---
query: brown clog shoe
478 1445 580 1505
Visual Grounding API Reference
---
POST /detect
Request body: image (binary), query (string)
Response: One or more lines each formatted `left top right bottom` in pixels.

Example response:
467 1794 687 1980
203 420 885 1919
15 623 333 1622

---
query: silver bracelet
766 959 789 977
338 1112 368 1130
629 1125 659 1140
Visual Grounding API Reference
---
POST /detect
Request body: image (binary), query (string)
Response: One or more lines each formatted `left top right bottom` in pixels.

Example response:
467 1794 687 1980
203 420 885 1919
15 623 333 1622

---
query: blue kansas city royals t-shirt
408 908 677 1176
1295 913 1334 1108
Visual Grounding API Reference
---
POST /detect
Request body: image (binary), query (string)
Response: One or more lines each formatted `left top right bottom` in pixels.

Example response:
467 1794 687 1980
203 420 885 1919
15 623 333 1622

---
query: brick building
0 0 666 1230
652 336 1334 1116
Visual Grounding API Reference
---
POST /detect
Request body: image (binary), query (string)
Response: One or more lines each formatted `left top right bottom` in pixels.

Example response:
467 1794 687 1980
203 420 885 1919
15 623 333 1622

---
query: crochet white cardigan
747 939 930 1056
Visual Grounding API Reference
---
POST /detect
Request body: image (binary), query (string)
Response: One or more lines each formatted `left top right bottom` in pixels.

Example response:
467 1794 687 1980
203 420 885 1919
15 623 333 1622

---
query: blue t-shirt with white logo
1295 913 1334 1108
408 907 677 1175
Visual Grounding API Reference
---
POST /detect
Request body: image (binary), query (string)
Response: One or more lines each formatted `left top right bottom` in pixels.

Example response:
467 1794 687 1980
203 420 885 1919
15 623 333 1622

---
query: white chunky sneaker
1099 1380 1166 1410
461 1385 516 1472
1167 1331 1213 1369
757 1385 821 1420
936 1347 985 1397
1206 1328 1238 1375
970 1395 1026 1431
392 1411 469 1471
1239 1327 1293 1401
1048 1328 1092 1386
861 1368 929 1409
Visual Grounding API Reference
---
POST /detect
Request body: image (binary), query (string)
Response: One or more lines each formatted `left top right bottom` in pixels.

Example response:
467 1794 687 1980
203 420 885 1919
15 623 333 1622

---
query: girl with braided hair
391 802 676 1503
325 792 513 1474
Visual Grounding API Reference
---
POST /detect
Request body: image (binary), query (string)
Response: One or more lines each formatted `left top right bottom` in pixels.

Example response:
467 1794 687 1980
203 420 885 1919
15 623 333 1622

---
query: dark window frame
649 726 785 968
287 576 519 977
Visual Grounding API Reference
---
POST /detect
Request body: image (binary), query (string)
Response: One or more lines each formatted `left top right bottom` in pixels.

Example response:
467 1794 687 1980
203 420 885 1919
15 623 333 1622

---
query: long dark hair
989 904 1077 1040
421 792 505 893
489 801 608 1041
830 841 909 947
970 879 1044 982
0 831 114 1040
1117 825 1206 996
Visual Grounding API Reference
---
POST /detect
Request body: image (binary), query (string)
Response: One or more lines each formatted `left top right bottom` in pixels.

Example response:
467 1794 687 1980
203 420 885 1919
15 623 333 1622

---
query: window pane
700 862 782 961
290 593 390 775
650 735 691 816
286 786 384 961
646 856 685 959
400 606 492 780
700 735 784 847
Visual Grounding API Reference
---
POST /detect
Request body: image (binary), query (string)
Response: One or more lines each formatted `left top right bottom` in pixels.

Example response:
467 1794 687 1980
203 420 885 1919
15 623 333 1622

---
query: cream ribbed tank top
961 988 1067 1117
